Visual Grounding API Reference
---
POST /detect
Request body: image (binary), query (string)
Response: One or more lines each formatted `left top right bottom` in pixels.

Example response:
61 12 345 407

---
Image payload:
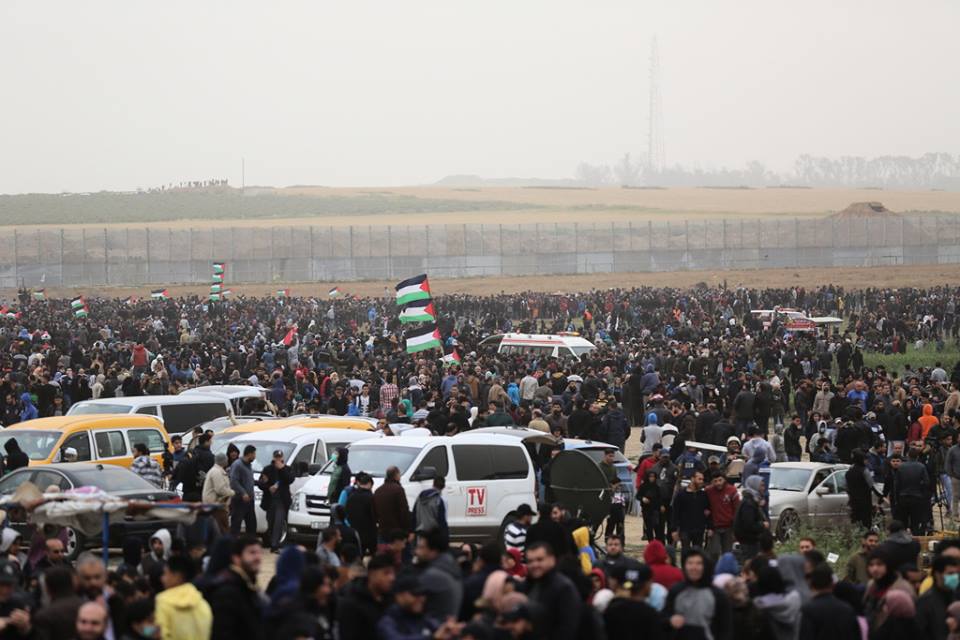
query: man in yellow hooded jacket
155 555 212 640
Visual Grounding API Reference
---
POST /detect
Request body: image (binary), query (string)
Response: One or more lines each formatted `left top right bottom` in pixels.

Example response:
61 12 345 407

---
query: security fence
1 214 958 287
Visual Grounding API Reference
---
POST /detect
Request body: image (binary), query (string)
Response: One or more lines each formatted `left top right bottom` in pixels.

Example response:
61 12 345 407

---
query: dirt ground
15 263 960 301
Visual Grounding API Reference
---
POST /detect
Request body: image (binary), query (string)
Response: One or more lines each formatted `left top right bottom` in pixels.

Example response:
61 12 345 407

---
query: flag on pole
209 293 221 301
0 307 16 319
212 273 224 283
405 323 442 354
282 326 298 346
212 262 225 274
328 286 340 297
210 284 222 294
32 289 45 300
70 297 85 310
74 305 89 318
398 300 437 324
151 289 169 300
395 274 431 306
441 349 462 368
275 289 290 298
221 289 232 297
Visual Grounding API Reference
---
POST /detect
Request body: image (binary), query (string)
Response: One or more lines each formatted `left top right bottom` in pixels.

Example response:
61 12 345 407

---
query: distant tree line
575 152 960 189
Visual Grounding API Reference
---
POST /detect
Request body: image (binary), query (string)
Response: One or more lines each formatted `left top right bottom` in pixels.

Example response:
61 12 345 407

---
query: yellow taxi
0 415 171 468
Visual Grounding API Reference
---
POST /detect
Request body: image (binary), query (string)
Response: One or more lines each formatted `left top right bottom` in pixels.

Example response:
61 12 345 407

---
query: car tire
64 527 86 562
776 509 799 541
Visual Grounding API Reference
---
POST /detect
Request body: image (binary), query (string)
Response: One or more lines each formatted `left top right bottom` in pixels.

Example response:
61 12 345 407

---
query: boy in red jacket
704 472 740 559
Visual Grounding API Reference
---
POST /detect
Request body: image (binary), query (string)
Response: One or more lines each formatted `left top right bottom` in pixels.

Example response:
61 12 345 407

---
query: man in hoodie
413 528 462 621
637 364 660 412
799 562 861 640
753 563 802 640
140 529 171 580
17 393 37 423
412 476 448 544
652 450 679 542
665 548 732 640
338 553 396 640
644 539 683 590
640 412 664 454
598 400 629 452
919 402 940 440
155 554 212 640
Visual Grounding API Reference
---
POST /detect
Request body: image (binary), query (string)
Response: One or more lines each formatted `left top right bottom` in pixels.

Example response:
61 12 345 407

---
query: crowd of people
0 283 959 638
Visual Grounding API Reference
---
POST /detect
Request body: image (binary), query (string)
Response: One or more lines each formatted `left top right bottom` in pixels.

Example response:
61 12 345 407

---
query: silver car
766 462 851 540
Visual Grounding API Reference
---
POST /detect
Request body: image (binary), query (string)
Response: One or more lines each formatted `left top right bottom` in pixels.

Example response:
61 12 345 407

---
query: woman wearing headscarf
863 548 916 632
638 470 663 542
502 548 527 579
870 589 918 640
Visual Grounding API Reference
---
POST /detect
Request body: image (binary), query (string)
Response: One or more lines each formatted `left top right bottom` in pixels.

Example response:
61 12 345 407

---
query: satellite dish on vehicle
548 450 611 529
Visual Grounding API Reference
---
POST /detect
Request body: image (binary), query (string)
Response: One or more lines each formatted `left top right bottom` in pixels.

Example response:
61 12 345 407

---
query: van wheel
64 527 86 562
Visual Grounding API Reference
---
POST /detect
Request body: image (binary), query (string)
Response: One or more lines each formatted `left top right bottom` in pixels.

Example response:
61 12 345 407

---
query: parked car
0 463 178 560
765 462 852 540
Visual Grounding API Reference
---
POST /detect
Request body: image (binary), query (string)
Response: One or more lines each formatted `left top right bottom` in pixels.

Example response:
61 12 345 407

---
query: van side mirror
294 461 310 478
411 466 437 482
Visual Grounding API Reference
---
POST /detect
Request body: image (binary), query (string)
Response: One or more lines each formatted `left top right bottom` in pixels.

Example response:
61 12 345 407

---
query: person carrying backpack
412 476 448 544
598 400 629 452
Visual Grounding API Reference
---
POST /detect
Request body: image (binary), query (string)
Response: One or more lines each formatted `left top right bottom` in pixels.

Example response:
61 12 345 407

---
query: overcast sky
1 0 957 193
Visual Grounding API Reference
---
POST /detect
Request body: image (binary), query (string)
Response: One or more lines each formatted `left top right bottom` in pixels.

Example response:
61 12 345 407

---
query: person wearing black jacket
525 504 577 559
896 448 931 534
522 541 583 640
671 470 712 551
344 472 377 556
335 553 397 640
259 449 296 552
173 435 215 501
696 405 720 443
916 554 959 640
3 438 28 473
567 400 591 439
799 562 862 640
603 563 664 640
784 415 804 461
207 535 266 640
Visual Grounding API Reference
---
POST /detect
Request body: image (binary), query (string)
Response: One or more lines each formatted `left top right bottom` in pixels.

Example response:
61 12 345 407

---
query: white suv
287 434 537 543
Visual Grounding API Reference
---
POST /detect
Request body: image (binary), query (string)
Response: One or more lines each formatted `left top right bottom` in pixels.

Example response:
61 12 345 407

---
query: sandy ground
14 263 960 301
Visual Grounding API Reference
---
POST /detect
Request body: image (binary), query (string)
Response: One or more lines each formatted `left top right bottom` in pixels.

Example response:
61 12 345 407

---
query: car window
161 403 228 433
136 406 158 416
809 469 831 493
452 445 494 481
94 431 127 458
32 470 70 492
127 429 166 454
816 474 838 494
292 445 314 467
414 446 450 479
63 432 92 462
0 471 34 495
831 471 848 493
490 445 529 479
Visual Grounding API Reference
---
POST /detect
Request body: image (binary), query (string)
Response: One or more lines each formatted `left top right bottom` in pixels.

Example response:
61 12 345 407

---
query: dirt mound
831 201 897 219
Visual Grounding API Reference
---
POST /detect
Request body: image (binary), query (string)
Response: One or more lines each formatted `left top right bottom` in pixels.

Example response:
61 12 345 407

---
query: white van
287 434 537 544
182 385 269 415
479 333 596 360
66 394 232 435
221 426 382 534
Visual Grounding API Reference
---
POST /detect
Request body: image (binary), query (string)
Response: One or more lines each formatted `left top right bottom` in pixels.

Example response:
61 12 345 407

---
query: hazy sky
1 1 958 193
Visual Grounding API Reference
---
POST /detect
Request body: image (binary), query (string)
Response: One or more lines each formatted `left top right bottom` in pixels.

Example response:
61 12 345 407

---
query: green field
861 342 960 375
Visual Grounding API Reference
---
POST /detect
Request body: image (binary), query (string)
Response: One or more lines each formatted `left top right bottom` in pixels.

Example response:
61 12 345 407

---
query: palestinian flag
405 323 442 354
32 289 45 300
212 262 225 275
151 289 169 300
221 289 232 297
209 293 221 301
0 307 16 319
212 273 224 283
399 300 437 324
74 306 89 318
282 326 298 346
441 349 462 368
70 297 85 310
210 283 222 294
395 274 431 306
328 286 340 297
276 289 290 298
125 296 138 305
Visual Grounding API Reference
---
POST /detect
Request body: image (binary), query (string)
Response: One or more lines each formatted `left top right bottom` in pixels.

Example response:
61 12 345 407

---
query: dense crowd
1 284 960 639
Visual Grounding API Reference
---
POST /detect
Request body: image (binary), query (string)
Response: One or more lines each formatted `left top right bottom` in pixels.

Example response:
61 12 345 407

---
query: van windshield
320 446 419 478
570 346 594 357
215 440 296 473
68 404 131 415
0 431 61 461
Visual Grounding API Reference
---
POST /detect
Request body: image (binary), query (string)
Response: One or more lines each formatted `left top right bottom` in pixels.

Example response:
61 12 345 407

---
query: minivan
67 394 232 435
0 415 171 468
219 427 381 533
287 434 537 544
478 332 596 360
